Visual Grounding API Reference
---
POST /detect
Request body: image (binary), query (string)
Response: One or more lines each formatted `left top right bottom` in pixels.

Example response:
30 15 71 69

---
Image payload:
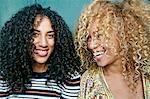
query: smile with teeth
93 51 105 61
34 49 48 57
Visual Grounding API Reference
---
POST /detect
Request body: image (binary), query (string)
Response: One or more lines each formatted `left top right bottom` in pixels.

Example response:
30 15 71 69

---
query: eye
47 33 55 39
87 36 92 43
95 32 103 39
33 32 39 38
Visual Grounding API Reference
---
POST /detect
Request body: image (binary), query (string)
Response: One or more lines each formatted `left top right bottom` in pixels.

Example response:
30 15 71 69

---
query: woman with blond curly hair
75 0 150 98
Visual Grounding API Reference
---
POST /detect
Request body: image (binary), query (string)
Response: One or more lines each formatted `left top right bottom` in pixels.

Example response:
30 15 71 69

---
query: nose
88 38 99 50
39 36 48 48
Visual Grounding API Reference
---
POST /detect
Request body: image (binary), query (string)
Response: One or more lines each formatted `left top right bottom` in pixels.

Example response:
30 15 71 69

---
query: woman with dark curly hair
0 4 80 98
75 0 150 99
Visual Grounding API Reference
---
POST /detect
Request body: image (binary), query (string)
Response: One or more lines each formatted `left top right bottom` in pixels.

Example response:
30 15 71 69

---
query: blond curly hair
75 0 150 91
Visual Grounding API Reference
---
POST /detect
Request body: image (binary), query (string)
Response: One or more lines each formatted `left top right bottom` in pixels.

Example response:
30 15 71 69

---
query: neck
103 59 123 76
32 63 48 73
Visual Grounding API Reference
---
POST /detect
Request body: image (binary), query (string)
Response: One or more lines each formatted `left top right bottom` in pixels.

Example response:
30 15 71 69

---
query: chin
37 60 48 64
97 62 105 67
96 61 108 67
34 58 49 64
36 61 47 64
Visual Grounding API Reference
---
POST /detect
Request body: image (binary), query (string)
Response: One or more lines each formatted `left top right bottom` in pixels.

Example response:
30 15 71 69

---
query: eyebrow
33 29 55 33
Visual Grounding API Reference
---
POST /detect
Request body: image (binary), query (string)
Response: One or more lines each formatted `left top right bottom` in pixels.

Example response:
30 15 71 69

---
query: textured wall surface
0 0 149 32
0 0 92 32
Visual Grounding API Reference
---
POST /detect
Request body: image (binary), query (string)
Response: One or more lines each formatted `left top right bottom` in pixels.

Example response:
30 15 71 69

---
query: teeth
35 50 48 56
93 52 104 56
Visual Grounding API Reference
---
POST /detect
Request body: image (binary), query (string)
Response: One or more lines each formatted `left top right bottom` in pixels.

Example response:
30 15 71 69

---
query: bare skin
103 62 144 99
32 64 48 73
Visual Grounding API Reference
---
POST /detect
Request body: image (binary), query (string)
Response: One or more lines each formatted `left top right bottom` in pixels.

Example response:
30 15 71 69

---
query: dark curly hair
0 4 80 92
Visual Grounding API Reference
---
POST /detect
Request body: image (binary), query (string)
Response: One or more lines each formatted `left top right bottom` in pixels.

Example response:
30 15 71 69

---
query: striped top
0 72 80 99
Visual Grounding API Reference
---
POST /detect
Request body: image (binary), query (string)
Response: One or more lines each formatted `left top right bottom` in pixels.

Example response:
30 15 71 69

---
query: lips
34 49 48 57
93 51 105 61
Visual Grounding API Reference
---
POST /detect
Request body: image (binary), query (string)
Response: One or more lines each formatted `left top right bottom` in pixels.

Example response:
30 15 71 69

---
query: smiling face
32 16 55 65
87 19 121 67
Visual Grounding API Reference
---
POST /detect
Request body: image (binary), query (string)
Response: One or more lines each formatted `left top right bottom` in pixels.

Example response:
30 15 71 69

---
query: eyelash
87 34 103 43
87 36 91 42
47 34 55 39
33 33 39 38
33 32 55 39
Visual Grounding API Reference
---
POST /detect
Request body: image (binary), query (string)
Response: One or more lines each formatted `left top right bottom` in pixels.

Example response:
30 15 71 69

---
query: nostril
93 43 98 48
39 37 48 47
39 42 48 48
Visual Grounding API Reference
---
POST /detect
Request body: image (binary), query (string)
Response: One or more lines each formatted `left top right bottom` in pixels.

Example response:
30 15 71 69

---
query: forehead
88 19 101 32
87 3 121 35
87 18 110 35
87 18 119 39
33 15 51 28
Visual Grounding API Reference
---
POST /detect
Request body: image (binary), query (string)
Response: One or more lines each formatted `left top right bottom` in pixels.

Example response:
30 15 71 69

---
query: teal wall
0 0 149 32
0 0 92 32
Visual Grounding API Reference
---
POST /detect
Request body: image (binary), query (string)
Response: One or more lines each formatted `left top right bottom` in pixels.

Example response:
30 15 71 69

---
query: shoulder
79 69 92 98
142 73 150 83
61 73 80 98
79 66 102 98
142 74 150 86
80 66 100 85
142 74 150 98
0 75 9 98
64 73 80 86
80 70 89 88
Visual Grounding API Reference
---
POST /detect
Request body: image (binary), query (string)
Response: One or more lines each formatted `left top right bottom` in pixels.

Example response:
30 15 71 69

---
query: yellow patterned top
79 66 150 99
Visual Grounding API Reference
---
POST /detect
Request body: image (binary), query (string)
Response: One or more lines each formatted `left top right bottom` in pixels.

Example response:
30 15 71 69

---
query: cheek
32 37 39 46
87 42 91 50
33 38 37 44
108 41 120 55
48 39 55 47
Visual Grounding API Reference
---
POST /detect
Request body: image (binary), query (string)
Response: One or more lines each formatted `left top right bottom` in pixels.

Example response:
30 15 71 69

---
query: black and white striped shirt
0 72 80 99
